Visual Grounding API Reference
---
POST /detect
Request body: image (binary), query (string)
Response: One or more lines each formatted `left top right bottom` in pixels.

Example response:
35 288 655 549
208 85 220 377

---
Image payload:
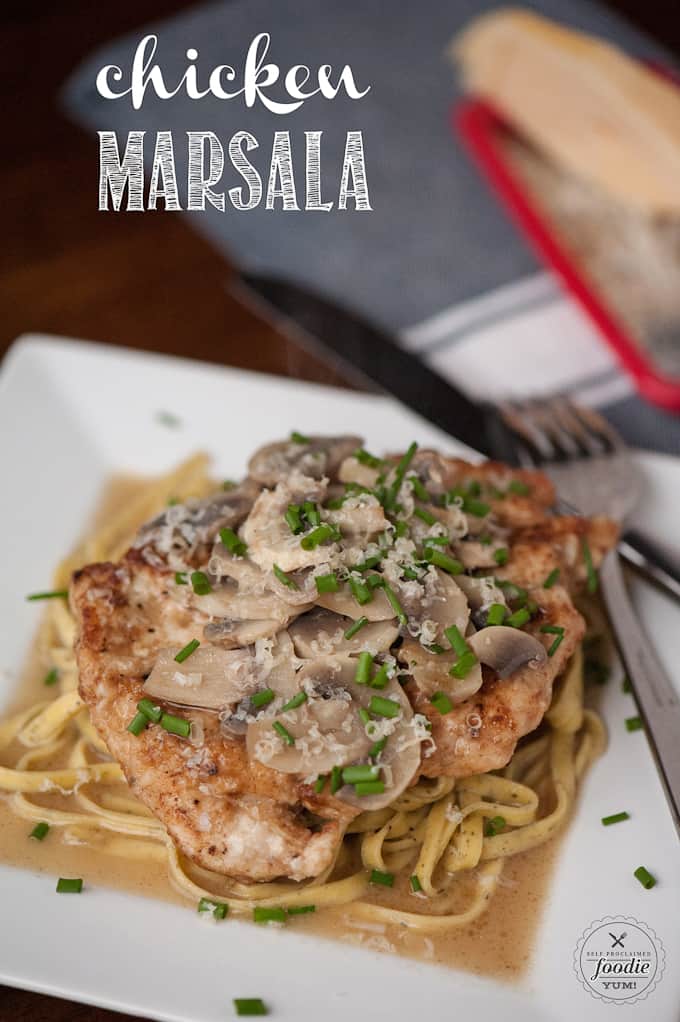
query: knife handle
599 551 680 838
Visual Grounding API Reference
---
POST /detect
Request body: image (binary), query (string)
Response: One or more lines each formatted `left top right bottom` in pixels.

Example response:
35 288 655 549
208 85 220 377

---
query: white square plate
1 335 678 1021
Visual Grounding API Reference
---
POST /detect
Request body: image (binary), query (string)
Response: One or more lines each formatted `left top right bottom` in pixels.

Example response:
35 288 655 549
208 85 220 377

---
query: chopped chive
26 590 68 602
633 866 656 890
43 668 59 687
233 998 268 1017
126 711 149 736
219 527 247 557
479 533 492 546
383 583 407 625
431 691 453 714
342 764 380 784
287 904 316 916
222 480 236 491
427 643 446 655
394 520 409 539
410 874 422 893
444 624 468 657
251 688 276 709
370 869 394 887
622 676 632 694
408 475 429 501
353 555 382 572
414 506 436 526
602 811 630 826
449 651 478 679
56 878 82 893
175 571 188 585
137 698 162 724
290 431 310 444
486 604 506 626
302 501 321 527
315 572 339 594
383 442 418 510
300 523 339 550
370 736 388 758
583 539 598 594
525 599 539 616
190 570 212 596
547 635 564 657
29 822 50 841
421 535 448 547
402 568 420 582
167 497 179 506
273 563 299 590
355 780 385 796
467 480 482 497
355 448 384 468
344 616 368 640
160 712 191 738
253 906 287 924
540 625 564 634
367 573 386 590
625 716 642 732
156 410 181 428
314 774 327 794
349 577 373 607
175 639 200 663
425 549 464 575
355 651 374 685
330 765 343 794
496 579 528 602
273 721 295 745
508 479 531 496
506 607 531 629
543 568 560 589
370 664 390 689
493 548 509 566
285 504 303 534
463 498 490 518
358 707 371 725
198 897 228 919
368 695 401 718
281 691 307 712
484 815 506 837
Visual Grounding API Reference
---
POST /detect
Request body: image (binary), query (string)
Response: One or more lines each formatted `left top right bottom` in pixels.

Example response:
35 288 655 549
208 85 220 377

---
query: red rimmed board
453 97 680 412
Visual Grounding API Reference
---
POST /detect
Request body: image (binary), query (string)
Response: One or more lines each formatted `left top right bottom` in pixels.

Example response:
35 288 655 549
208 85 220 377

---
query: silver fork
494 397 680 602
494 396 680 837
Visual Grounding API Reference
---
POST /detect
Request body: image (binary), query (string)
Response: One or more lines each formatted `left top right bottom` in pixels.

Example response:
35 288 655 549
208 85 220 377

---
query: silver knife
232 271 680 835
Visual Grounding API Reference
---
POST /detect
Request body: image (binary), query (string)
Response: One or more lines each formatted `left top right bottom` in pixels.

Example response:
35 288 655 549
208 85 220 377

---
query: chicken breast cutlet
72 437 617 883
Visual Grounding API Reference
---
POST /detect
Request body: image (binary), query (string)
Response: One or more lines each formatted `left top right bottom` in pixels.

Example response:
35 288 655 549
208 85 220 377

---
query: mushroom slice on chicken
338 455 381 489
467 626 547 679
241 474 336 573
144 646 261 710
325 494 388 545
248 435 362 487
246 657 420 811
397 637 484 704
289 607 399 659
135 479 260 559
316 585 396 622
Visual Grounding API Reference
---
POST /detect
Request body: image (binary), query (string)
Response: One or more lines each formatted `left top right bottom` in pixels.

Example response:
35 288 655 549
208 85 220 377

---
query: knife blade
231 271 505 458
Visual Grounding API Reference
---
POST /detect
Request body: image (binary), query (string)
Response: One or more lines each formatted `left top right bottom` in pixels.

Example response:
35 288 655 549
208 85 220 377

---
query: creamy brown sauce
0 475 563 981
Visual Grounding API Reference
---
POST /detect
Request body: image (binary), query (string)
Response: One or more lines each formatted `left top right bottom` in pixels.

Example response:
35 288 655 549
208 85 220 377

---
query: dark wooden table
0 2 676 1018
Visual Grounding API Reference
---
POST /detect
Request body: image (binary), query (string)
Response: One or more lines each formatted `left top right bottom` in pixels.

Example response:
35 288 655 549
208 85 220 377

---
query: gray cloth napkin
63 0 680 454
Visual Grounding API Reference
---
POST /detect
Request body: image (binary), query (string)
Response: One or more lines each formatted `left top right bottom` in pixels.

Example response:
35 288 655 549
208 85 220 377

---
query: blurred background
2 0 680 396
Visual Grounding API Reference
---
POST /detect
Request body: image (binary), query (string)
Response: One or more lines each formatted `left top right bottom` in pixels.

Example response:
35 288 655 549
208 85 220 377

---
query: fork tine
561 400 622 454
496 401 552 467
527 398 583 460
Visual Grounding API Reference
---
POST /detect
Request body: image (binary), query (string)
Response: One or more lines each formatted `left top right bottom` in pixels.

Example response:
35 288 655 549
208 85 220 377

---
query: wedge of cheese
453 8 680 215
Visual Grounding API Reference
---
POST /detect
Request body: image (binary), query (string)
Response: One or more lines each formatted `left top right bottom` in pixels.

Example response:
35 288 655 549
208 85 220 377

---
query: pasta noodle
0 456 607 929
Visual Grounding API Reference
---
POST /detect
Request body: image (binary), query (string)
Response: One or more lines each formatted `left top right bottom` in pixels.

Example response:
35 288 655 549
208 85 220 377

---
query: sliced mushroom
454 574 507 612
248 435 362 487
338 456 381 489
204 618 286 647
289 608 399 658
241 475 335 573
325 494 388 544
452 537 508 570
396 637 484 704
143 646 261 710
136 479 260 553
316 586 396 622
246 657 420 810
144 632 297 711
467 626 547 679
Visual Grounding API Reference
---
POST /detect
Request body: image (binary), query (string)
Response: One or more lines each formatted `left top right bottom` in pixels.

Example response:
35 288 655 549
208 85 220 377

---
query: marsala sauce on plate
0 476 563 980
